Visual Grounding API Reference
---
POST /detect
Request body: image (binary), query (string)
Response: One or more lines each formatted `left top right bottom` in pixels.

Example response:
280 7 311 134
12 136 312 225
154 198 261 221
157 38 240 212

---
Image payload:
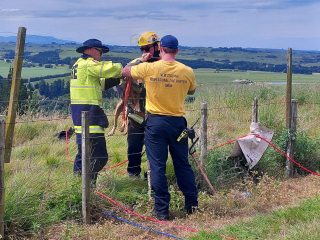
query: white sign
229 122 274 169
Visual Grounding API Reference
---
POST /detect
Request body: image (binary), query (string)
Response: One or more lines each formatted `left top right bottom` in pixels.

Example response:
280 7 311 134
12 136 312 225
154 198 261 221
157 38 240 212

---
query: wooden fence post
286 48 292 129
252 98 258 123
286 100 297 178
0 116 6 238
200 103 208 167
81 111 90 224
5 27 27 163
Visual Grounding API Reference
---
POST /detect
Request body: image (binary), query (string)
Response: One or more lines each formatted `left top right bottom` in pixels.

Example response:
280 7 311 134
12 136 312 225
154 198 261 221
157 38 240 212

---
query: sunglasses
140 46 151 52
93 47 103 55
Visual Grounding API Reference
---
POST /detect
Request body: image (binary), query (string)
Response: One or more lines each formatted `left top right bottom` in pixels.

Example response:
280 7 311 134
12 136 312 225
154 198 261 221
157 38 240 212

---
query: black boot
152 209 169 220
183 205 198 214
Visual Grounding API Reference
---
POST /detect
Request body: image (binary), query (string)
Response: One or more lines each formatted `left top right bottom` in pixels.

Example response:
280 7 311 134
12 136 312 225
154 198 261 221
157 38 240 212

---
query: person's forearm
121 53 151 79
121 65 133 78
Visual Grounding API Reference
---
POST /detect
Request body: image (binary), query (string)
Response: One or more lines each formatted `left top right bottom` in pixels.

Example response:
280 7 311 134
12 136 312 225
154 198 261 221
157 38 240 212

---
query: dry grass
40 174 320 240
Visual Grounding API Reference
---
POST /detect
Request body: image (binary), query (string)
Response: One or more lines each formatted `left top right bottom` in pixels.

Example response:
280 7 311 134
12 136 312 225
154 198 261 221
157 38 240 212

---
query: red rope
103 160 128 169
208 137 240 151
67 125 319 176
253 134 320 177
120 78 136 135
66 129 319 239
194 137 240 155
65 129 129 169
201 133 320 177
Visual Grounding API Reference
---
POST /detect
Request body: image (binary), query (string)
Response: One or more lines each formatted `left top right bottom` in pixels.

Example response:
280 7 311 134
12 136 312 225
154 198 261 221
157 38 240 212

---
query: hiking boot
152 209 169 221
128 173 141 179
183 206 198 214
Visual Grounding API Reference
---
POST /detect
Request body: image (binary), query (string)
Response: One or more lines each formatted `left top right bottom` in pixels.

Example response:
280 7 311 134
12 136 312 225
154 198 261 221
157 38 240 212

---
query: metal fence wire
1 30 320 238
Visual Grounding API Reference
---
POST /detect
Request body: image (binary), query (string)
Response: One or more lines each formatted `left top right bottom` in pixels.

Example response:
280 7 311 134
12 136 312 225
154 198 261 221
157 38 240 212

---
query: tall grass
3 81 320 238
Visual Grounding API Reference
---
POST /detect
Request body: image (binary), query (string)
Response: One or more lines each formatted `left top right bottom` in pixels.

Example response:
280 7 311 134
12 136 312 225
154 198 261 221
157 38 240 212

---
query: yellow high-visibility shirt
70 56 122 139
131 60 196 116
70 57 122 106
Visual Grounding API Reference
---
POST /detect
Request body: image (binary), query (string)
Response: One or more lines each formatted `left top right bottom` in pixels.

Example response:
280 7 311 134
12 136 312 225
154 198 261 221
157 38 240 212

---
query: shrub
202 128 320 192
200 147 241 191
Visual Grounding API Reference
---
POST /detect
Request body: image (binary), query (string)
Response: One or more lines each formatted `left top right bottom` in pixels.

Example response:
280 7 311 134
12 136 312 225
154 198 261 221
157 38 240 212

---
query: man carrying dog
108 31 160 178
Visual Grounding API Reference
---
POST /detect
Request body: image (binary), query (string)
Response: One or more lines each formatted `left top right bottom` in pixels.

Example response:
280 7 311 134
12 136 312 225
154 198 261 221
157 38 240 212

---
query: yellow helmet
138 31 160 46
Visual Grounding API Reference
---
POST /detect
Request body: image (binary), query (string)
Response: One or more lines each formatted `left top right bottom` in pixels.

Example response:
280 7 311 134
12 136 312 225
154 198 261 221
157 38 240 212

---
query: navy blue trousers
73 133 108 181
145 114 198 215
127 121 145 176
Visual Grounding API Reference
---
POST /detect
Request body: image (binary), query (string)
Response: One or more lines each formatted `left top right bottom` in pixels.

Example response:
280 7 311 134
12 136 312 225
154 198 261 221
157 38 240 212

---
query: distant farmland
0 60 70 79
194 69 320 84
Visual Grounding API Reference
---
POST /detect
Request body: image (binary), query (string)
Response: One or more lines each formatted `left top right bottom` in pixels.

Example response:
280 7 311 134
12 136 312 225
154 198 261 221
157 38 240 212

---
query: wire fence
2 97 320 230
2 92 320 239
2 31 320 239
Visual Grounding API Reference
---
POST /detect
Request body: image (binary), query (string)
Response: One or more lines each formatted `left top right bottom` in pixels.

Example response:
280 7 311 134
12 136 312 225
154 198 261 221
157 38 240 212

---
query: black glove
105 78 121 90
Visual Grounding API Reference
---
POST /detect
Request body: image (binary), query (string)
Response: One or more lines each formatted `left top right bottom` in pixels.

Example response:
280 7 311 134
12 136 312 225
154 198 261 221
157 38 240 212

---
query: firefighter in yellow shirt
108 31 161 178
71 39 122 183
121 35 198 220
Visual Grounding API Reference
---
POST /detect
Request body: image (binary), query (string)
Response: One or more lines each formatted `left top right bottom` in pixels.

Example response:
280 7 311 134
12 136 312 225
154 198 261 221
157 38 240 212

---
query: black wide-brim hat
76 39 110 53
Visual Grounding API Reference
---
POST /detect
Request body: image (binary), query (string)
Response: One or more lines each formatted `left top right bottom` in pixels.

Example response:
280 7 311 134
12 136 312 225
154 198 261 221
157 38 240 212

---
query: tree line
0 68 118 115
0 67 36 114
4 50 320 74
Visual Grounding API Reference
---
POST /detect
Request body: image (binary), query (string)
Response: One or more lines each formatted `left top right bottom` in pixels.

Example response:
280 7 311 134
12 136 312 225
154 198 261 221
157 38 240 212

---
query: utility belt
177 127 196 142
177 118 200 155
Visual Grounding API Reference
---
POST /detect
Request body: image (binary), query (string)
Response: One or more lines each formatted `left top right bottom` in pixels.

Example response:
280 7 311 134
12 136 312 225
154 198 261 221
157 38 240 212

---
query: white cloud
0 0 319 50
1 9 19 12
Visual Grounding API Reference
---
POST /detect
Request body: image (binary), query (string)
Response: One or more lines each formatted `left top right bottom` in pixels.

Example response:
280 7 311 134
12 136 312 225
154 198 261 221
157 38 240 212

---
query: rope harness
120 78 135 135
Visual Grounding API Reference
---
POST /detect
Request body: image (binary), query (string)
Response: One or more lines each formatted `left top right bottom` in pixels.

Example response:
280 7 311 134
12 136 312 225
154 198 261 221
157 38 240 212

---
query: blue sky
1 0 320 50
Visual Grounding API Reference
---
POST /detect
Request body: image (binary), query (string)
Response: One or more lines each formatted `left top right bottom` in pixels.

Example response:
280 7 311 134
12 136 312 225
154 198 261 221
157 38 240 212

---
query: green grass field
194 69 320 84
20 65 70 78
0 60 11 78
0 61 70 79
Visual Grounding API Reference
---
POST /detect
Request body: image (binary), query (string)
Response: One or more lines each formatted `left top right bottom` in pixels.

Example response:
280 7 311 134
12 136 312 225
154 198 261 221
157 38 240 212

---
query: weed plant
260 128 320 176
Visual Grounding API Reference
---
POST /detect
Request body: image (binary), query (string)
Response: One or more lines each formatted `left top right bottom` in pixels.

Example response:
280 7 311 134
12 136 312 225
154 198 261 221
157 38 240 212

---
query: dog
54 127 75 141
